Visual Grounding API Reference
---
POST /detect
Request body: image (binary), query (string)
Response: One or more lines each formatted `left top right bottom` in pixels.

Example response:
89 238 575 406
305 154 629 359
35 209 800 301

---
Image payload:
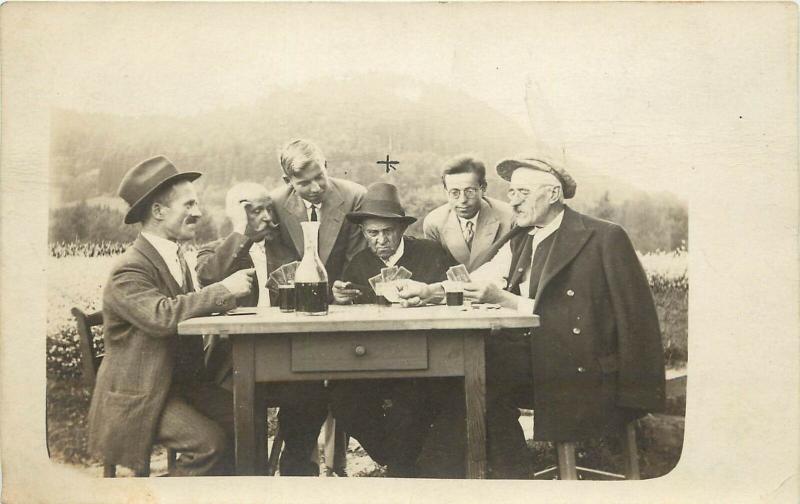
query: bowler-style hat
118 156 201 224
346 182 417 225
496 156 577 199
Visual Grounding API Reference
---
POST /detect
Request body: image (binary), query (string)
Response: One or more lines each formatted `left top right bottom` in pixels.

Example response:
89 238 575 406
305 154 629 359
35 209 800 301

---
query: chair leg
103 464 116 478
267 427 284 476
167 448 177 473
621 420 641 480
556 442 578 480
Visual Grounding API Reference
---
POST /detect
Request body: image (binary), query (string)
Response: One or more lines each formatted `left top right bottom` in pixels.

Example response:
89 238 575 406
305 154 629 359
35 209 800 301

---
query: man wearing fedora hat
398 157 665 478
87 156 256 476
329 182 459 477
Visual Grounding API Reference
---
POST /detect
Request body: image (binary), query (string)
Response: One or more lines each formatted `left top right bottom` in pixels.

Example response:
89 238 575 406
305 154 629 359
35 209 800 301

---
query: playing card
269 268 286 286
266 276 280 293
281 261 300 283
368 273 383 293
447 264 472 283
381 266 399 282
395 266 413 280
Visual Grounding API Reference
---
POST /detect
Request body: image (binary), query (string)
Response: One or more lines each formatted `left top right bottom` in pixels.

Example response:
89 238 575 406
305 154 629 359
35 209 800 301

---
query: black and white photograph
0 2 797 503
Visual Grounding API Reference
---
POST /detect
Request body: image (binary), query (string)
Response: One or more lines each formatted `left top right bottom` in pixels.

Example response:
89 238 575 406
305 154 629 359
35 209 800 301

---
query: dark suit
269 177 367 285
330 238 460 477
425 206 666 478
195 232 329 476
422 196 513 272
87 235 238 475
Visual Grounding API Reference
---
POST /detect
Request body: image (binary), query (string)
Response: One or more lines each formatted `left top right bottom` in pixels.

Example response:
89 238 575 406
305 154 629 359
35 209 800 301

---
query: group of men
87 138 666 478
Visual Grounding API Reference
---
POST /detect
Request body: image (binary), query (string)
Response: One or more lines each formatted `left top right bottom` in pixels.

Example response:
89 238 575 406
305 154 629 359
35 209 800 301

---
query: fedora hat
118 156 201 224
496 156 577 199
346 182 416 225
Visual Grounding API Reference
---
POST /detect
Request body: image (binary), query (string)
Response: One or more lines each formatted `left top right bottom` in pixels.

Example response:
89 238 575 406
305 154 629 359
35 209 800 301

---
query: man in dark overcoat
194 181 329 476
398 157 666 478
87 156 256 476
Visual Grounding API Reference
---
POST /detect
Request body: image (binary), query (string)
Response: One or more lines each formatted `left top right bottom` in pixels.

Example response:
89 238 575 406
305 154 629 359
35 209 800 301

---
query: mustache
185 216 200 224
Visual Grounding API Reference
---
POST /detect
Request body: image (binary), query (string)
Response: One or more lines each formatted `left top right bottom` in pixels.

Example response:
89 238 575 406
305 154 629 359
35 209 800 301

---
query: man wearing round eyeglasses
399 157 665 478
422 156 513 272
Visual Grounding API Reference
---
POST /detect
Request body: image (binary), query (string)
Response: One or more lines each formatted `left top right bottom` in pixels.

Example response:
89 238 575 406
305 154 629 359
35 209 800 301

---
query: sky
10 2 798 198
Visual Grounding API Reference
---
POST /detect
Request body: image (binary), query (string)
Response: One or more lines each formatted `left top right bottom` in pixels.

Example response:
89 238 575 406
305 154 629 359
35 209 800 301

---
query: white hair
225 182 270 216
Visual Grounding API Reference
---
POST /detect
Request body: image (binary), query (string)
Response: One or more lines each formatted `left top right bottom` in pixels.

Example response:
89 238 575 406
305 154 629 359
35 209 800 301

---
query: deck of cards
266 261 300 293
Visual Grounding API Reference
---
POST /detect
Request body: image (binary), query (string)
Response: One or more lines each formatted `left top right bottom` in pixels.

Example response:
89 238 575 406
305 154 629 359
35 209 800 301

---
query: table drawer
291 332 429 372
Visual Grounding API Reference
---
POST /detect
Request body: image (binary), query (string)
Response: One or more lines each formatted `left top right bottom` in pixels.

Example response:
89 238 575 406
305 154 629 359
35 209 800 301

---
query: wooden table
178 304 538 478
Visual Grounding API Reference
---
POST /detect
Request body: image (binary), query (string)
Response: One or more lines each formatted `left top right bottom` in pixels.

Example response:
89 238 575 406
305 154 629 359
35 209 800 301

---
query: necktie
464 221 475 249
310 205 318 222
176 245 194 293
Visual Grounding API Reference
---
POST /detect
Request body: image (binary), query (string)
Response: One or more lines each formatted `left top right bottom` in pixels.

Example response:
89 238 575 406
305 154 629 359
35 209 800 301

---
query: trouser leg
381 379 436 478
266 381 328 476
329 380 391 467
417 334 534 479
156 384 234 476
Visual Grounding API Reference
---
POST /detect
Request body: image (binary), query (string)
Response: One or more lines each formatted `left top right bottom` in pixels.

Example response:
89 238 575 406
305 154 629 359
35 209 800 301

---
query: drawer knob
354 345 367 357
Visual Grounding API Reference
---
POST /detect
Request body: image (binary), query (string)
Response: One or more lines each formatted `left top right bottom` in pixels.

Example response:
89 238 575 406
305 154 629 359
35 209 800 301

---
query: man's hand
220 268 256 298
463 280 507 305
332 280 361 304
396 279 444 307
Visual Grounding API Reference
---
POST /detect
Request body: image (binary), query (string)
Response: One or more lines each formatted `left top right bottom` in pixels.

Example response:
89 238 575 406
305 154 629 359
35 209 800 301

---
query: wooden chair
534 373 688 480
72 307 178 477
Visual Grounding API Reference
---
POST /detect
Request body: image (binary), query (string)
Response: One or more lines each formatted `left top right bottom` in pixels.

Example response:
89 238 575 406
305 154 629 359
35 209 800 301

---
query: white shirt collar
528 209 565 242
141 231 185 288
381 237 405 267
457 211 479 230
302 199 321 210
141 231 180 258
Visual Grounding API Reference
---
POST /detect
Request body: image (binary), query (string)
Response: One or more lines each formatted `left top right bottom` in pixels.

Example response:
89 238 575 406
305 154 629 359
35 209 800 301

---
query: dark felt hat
346 182 417 225
118 156 201 224
496 156 577 199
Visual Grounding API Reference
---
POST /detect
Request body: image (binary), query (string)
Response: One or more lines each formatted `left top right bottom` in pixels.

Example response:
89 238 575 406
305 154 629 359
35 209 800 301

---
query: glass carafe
294 221 329 315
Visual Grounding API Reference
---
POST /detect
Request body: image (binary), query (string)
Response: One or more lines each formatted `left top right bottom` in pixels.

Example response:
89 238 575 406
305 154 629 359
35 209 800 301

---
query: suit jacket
422 196 513 272
269 177 367 284
195 232 298 307
502 206 666 441
87 235 236 472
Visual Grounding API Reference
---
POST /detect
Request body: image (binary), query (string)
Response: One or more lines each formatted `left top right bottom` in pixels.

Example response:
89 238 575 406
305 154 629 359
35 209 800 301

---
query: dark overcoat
501 206 666 441
87 235 236 472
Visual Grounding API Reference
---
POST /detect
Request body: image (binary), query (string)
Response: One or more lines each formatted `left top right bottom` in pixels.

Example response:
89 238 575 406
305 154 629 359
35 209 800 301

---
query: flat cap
496 156 576 199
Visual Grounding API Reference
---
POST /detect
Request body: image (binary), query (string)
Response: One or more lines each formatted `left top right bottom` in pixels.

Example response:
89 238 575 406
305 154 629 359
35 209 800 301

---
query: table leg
232 334 257 475
463 332 487 479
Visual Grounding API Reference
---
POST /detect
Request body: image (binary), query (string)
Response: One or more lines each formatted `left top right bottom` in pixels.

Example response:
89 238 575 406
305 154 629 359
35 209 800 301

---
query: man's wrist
423 283 445 304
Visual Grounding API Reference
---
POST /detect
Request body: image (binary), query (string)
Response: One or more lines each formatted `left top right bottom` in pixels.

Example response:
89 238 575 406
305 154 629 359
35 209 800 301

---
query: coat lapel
283 192 307 257
532 206 593 311
133 234 182 297
318 182 345 264
469 201 500 269
442 210 471 266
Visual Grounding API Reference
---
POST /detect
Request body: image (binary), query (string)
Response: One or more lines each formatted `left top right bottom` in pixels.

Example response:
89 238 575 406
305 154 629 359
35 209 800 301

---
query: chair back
71 307 104 387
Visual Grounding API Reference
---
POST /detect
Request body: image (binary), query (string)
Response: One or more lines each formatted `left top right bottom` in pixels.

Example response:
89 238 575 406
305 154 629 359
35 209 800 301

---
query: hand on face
332 280 361 304
227 192 278 242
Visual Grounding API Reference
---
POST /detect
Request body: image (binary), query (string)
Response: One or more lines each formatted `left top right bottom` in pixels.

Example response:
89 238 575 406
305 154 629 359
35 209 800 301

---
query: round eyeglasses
447 188 480 200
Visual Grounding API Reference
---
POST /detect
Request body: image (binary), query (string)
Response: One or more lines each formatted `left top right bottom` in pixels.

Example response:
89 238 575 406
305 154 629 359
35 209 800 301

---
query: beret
495 156 576 199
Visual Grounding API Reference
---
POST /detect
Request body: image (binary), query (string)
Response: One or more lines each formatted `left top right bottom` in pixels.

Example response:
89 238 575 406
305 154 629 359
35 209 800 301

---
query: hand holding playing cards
395 279 440 307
